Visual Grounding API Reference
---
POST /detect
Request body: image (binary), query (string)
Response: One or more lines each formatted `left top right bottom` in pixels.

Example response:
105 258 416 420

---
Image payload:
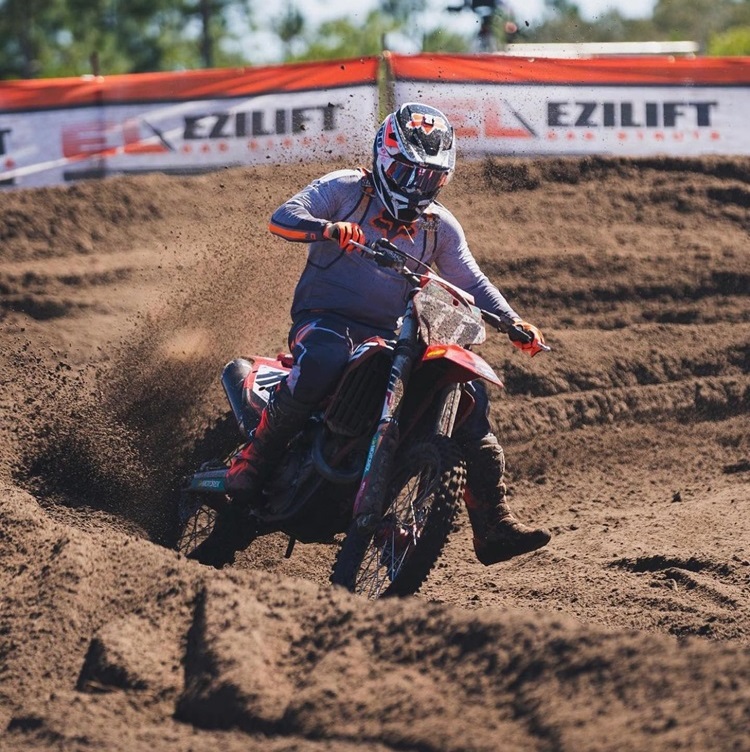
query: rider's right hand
323 222 365 252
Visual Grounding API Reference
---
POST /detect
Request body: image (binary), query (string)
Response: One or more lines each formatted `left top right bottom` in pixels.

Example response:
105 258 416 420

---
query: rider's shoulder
313 167 368 187
423 201 463 233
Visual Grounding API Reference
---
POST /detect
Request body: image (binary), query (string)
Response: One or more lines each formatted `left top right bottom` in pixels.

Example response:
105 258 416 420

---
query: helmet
372 102 456 223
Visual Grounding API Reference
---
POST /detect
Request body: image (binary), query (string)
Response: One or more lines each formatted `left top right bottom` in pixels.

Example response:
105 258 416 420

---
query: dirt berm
0 156 748 751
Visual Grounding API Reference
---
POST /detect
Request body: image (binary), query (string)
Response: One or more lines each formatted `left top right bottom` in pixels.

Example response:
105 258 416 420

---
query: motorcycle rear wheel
169 411 240 554
174 490 228 556
330 435 465 598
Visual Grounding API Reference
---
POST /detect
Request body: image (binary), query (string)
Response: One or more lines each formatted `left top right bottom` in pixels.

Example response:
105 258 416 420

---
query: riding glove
510 319 546 357
323 221 365 252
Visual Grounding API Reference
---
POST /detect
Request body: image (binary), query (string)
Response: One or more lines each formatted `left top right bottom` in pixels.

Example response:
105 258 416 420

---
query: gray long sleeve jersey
269 168 520 332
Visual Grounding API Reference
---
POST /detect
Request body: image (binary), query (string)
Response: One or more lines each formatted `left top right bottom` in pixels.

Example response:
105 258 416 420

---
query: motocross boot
462 434 551 565
186 500 256 569
225 381 312 508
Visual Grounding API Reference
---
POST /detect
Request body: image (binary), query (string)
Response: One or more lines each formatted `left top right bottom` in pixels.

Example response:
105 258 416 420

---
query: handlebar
351 238 410 272
480 310 530 343
349 237 551 353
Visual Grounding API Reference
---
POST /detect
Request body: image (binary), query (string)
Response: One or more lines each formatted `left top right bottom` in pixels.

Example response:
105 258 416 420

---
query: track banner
387 54 750 157
0 59 379 189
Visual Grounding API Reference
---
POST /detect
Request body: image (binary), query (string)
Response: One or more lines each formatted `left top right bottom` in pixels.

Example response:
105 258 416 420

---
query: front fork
433 382 462 437
351 304 418 530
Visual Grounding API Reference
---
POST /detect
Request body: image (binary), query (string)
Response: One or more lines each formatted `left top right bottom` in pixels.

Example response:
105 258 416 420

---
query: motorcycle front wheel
330 435 465 598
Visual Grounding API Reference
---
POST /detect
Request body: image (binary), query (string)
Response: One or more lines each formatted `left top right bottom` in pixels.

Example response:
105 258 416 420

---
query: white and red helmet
372 102 456 223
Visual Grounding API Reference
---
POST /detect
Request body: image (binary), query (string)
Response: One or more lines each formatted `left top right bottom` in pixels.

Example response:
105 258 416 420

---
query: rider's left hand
510 319 546 357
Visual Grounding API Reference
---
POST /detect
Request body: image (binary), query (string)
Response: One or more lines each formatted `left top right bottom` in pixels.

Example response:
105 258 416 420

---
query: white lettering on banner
3 68 748 189
393 82 750 156
0 89 377 189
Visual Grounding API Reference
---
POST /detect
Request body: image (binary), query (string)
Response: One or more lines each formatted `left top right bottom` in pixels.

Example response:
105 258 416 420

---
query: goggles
384 158 450 198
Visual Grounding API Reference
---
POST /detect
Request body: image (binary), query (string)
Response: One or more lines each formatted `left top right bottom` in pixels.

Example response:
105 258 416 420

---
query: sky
247 0 659 63
284 0 658 26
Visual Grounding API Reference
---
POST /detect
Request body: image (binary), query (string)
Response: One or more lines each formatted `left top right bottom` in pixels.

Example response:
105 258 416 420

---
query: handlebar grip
481 310 522 336
508 325 534 345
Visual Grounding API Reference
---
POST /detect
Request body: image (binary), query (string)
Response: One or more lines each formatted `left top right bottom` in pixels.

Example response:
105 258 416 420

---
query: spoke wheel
174 491 227 556
331 436 465 599
166 410 241 552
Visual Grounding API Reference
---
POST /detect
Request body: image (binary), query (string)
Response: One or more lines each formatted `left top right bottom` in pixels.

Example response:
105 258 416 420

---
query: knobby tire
330 435 466 598
171 411 240 555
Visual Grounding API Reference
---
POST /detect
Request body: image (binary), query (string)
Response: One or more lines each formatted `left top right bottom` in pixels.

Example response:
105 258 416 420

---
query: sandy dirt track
0 156 749 751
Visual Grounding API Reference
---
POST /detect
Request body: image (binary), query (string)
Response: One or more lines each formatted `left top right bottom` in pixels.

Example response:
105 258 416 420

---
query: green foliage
274 3 305 52
2 0 749 79
522 0 750 53
0 0 252 78
288 11 398 62
709 25 750 54
379 0 427 24
0 0 57 78
422 27 472 53
653 0 732 48
517 0 639 43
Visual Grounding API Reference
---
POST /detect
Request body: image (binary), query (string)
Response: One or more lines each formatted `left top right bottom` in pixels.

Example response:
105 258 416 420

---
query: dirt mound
2 484 749 751
1 155 749 750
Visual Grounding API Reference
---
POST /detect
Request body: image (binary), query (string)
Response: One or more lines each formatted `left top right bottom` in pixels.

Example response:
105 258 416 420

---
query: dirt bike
174 238 549 598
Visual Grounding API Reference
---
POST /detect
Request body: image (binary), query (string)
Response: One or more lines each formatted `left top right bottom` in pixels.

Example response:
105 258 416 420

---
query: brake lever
349 239 373 257
349 239 405 270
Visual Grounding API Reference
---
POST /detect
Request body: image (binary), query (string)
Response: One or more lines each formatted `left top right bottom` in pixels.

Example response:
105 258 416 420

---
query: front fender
422 344 503 388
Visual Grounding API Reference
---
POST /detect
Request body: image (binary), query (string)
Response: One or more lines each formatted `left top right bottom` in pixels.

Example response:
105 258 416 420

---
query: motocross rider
194 102 551 568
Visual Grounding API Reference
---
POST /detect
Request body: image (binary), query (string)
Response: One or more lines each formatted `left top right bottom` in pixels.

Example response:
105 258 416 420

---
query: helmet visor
385 158 450 198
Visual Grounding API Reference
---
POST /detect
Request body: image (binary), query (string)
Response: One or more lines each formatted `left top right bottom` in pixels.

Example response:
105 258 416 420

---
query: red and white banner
0 59 380 188
2 54 749 190
387 54 750 157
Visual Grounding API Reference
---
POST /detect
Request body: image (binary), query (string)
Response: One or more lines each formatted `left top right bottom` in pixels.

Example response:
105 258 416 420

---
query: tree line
1 0 749 80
